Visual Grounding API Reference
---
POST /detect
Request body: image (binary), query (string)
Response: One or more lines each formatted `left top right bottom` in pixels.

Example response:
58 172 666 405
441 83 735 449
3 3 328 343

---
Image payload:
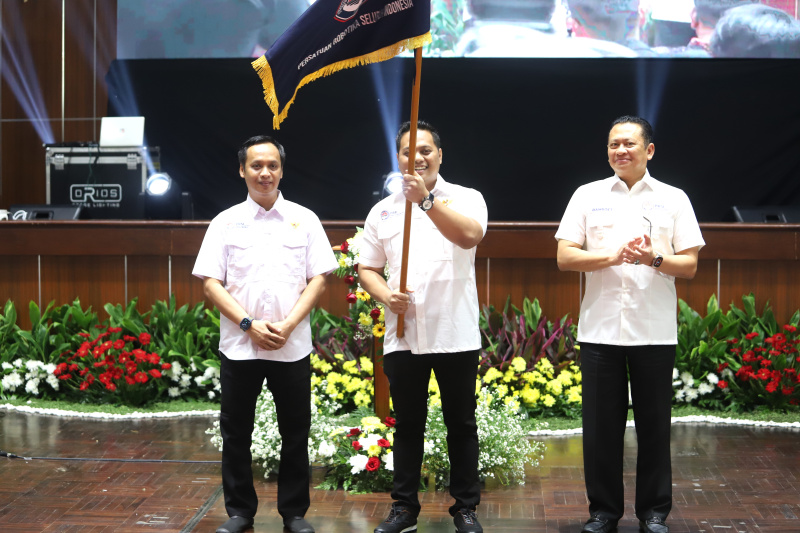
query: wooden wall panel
0 257 39 329
125 255 170 311
39 255 125 319
675 259 720 315
64 0 98 119
719 260 800 324
0 121 48 205
486 258 581 320
171 256 208 309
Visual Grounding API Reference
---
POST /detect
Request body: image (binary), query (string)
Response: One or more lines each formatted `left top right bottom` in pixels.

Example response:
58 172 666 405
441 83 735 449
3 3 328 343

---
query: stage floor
0 409 798 532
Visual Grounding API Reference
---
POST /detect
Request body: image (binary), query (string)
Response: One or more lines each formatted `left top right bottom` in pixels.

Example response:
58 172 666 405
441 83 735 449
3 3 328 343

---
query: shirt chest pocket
648 213 674 251
275 234 308 282
585 213 614 250
225 233 259 282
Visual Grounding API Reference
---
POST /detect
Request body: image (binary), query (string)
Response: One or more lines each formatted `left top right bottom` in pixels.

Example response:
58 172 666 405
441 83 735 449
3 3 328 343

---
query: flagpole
396 47 423 338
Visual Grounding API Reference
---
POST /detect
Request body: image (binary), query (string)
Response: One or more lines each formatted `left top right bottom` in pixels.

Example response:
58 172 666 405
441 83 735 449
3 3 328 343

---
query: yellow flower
372 323 386 337
368 445 382 457
358 312 373 327
359 356 374 375
360 416 384 431
495 384 509 399
354 391 370 407
483 367 502 383
542 394 556 407
356 290 370 301
521 387 540 406
379 308 385 322
503 369 515 383
342 360 357 373
503 396 521 410
511 356 527 373
546 380 563 396
334 353 344 361
338 256 347 268
567 385 582 404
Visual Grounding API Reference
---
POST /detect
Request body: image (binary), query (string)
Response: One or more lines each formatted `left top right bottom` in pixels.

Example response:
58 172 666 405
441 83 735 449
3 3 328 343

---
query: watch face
422 199 433 209
653 256 663 268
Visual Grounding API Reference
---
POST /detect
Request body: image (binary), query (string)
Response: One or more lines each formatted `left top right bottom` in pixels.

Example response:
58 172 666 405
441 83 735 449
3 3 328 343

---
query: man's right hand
247 320 287 350
386 289 413 315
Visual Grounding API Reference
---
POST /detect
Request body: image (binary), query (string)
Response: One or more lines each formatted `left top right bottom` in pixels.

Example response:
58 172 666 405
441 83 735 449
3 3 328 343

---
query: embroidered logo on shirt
290 222 300 229
441 198 452 207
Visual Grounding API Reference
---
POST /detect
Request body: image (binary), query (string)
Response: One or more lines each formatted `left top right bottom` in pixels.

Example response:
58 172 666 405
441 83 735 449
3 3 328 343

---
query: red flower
134 371 149 384
340 241 349 254
125 376 136 385
377 438 391 448
54 362 68 375
161 362 172 370
766 381 779 393
757 368 772 380
346 292 358 304
370 308 381 321
105 382 116 391
344 275 356 285
365 456 380 472
745 332 760 340
78 332 90 338
113 339 125 350
108 327 122 333
148 353 161 364
784 324 797 333
743 351 756 363
138 332 152 346
79 381 90 391
353 263 359 272
717 362 729 373
352 441 363 451
781 386 794 396
124 335 137 342
348 428 361 437
717 380 728 389
760 359 772 367
58 374 72 380
149 369 162 378
384 417 396 427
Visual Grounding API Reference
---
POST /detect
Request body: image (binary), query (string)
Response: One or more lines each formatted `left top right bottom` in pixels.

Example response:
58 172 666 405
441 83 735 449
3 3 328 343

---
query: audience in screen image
565 0 656 56
710 3 800 57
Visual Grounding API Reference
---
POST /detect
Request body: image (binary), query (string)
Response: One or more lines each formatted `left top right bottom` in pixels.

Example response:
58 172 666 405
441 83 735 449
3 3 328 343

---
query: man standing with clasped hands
555 116 704 533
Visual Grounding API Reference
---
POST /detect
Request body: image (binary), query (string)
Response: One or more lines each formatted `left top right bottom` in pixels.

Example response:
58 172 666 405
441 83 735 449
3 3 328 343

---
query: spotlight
146 172 172 196
383 171 403 196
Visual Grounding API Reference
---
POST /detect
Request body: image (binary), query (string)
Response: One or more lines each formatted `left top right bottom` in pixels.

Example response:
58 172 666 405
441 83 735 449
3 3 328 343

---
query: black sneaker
454 508 483 533
374 504 417 533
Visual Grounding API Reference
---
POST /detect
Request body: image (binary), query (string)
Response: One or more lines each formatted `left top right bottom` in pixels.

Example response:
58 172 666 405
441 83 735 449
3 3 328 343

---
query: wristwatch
239 316 254 332
651 252 664 268
419 191 434 212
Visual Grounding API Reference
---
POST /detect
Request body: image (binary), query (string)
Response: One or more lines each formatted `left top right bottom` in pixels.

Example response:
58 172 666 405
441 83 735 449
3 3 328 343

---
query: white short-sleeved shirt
358 175 488 355
555 172 705 345
193 193 337 362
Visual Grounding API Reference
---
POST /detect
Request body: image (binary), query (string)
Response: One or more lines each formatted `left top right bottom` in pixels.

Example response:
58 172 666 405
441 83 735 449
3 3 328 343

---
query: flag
252 0 431 129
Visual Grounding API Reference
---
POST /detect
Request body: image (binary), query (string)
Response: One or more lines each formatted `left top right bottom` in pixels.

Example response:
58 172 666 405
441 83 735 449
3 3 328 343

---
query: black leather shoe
639 517 669 533
454 508 483 533
284 516 315 533
216 516 254 533
374 504 418 533
581 515 617 533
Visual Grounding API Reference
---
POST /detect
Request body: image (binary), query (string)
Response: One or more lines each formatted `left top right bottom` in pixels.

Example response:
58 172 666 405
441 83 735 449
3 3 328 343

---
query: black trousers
580 343 675 523
219 352 311 520
382 349 481 516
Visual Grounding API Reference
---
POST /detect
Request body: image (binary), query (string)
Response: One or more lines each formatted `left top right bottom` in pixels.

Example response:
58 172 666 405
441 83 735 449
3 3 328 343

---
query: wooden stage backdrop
1 221 798 330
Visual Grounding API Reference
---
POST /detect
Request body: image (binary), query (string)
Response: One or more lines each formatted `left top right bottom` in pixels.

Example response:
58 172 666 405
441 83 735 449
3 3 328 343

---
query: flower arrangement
481 356 582 418
310 353 375 414
52 326 171 406
720 325 800 411
316 415 396 493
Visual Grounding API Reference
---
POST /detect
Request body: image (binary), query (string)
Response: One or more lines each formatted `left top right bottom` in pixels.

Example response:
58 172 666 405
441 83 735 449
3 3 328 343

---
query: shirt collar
610 170 653 192
245 191 286 218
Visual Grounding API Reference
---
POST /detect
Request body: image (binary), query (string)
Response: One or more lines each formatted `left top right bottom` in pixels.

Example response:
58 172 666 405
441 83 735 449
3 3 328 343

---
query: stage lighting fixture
146 172 172 196
383 171 403 196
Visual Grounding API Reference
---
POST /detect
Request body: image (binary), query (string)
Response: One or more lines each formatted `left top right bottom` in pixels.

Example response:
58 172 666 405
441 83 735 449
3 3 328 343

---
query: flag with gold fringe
252 0 431 129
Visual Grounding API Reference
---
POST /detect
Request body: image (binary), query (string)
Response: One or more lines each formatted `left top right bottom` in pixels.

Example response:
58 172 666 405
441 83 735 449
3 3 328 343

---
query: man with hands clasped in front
358 121 487 533
556 116 704 533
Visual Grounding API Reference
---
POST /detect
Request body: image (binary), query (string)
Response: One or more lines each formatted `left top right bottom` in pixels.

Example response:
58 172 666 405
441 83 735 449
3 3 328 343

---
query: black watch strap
240 316 254 331
419 191 434 212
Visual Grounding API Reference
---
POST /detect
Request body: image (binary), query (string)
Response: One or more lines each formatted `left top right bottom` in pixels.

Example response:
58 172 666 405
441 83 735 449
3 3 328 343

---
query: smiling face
397 129 443 190
607 122 654 185
240 142 283 209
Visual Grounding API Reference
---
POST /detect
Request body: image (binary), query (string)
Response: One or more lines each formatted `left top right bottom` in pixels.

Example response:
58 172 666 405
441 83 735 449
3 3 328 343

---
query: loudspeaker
9 205 82 220
731 205 800 223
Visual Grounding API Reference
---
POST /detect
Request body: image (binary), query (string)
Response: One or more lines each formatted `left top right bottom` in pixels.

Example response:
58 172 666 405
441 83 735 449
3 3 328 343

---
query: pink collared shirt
555 172 705 345
193 193 337 362
359 175 488 355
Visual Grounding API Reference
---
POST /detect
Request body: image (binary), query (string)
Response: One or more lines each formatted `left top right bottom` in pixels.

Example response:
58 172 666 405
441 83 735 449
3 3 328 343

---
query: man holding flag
358 121 488 533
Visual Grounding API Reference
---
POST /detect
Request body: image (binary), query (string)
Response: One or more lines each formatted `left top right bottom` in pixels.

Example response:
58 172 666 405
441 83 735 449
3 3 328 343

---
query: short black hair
610 115 654 146
238 135 286 168
694 0 757 27
395 120 441 152
710 4 800 58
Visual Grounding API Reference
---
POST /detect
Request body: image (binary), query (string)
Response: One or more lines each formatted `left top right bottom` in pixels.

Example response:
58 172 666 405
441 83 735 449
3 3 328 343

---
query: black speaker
731 205 800 223
9 205 82 220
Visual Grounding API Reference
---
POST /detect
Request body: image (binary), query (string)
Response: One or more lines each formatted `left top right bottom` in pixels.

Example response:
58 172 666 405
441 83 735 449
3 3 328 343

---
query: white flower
359 433 381 448
25 360 43 371
180 374 192 386
672 368 679 379
208 390 216 400
344 256 354 267
697 382 714 395
13 359 23 368
675 388 685 401
383 451 394 471
2 372 23 390
194 375 205 386
318 441 336 458
168 387 180 397
423 440 434 454
25 378 40 395
706 373 719 384
46 373 60 390
679 372 694 387
43 363 56 374
203 366 219 379
685 388 699 401
348 454 369 474
1 362 12 370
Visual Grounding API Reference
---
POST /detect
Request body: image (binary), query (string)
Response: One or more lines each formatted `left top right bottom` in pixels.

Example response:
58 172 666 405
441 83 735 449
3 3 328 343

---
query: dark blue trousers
219 352 311 520
580 343 675 523
382 349 481 516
